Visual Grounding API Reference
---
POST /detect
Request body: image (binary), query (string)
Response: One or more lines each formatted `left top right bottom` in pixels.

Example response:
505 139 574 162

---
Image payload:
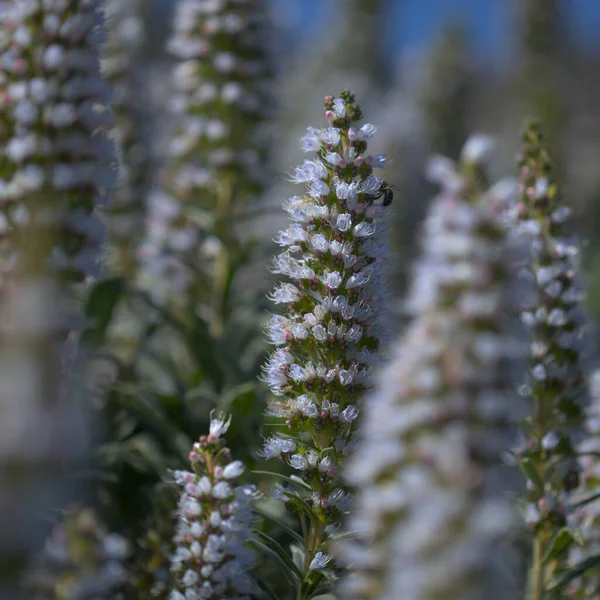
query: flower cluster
102 0 152 278
23 508 130 600
0 0 114 287
261 90 389 556
138 0 270 307
166 0 269 194
513 122 586 581
339 137 519 600
170 414 259 600
568 370 600 598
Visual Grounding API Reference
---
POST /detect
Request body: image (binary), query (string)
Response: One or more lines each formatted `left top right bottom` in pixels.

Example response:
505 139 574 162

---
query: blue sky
269 0 600 61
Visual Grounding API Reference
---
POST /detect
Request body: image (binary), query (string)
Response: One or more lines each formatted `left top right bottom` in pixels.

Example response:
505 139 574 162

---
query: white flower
309 179 330 197
296 395 318 418
209 413 232 438
354 222 376 238
289 454 308 470
184 500 202 517
221 81 242 102
357 123 376 140
325 152 344 166
370 154 386 168
301 126 322 152
336 213 352 232
309 552 333 570
541 431 560 450
340 405 359 423
223 461 244 479
321 127 341 146
321 271 342 289
212 481 232 499
332 98 346 116
461 133 494 164
214 51 235 72
262 436 296 459
182 570 199 587
534 177 549 199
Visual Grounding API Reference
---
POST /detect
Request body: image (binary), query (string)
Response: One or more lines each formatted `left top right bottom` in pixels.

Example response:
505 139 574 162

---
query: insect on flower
369 180 396 207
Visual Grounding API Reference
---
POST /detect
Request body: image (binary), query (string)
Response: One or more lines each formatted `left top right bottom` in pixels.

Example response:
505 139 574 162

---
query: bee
382 186 394 207
371 181 394 207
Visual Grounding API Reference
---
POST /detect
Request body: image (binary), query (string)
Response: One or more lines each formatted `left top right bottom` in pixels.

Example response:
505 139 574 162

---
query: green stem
210 176 234 338
531 535 545 600
300 513 309 546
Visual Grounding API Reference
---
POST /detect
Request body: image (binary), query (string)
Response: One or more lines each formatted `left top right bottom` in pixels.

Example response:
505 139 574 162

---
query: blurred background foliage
99 0 600 575
12 0 600 597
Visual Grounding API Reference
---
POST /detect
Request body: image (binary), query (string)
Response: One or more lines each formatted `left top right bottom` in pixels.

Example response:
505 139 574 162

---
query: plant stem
531 535 544 600
211 176 234 338
300 514 309 546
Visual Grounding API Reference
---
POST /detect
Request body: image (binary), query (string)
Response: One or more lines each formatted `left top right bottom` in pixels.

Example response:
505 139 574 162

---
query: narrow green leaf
518 458 544 492
220 382 257 413
82 277 124 345
282 492 316 520
290 474 311 487
570 491 600 510
290 543 306 574
543 527 581 564
252 470 312 491
249 538 299 586
254 575 280 600
253 529 304 580
300 571 327 599
253 507 305 545
548 552 600 591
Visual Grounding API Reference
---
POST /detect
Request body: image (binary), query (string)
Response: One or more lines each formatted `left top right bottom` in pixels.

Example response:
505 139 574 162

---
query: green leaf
188 318 225 390
252 471 312 491
543 527 582 564
184 385 220 406
518 458 544 492
326 530 355 542
220 382 257 414
254 575 279 600
282 492 316 521
300 570 329 599
82 277 124 345
290 543 306 573
253 507 305 545
570 490 600 510
548 552 600 591
249 538 300 586
253 529 304 580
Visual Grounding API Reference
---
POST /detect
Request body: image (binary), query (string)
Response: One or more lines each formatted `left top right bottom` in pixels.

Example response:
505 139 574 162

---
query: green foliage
82 278 125 346
420 23 473 160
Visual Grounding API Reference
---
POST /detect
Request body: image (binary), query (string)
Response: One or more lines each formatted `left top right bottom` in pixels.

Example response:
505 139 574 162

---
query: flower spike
339 138 520 600
170 416 259 600
260 90 391 586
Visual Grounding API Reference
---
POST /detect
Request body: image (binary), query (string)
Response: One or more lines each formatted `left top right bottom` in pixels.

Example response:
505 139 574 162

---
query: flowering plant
339 136 520 600
170 413 259 600
259 90 390 599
